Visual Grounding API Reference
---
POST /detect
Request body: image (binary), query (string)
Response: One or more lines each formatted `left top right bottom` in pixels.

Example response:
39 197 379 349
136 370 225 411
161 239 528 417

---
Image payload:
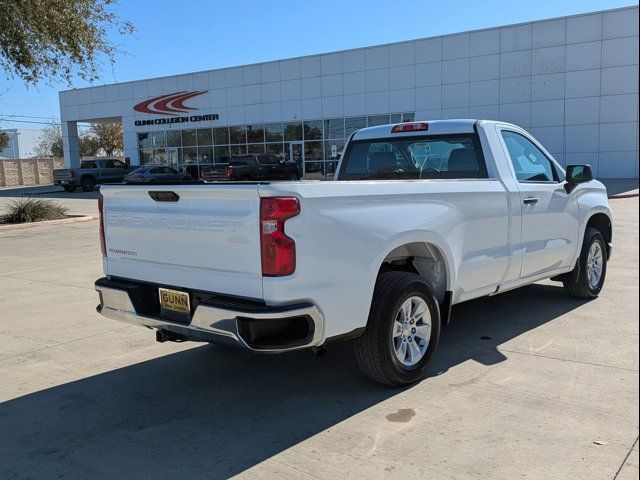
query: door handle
523 197 539 205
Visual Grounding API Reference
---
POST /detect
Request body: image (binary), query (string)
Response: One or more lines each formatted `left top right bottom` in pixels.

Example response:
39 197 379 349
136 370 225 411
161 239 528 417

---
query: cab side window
501 131 558 182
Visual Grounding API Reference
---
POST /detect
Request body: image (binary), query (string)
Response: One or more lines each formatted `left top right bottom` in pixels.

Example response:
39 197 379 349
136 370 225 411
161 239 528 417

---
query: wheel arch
585 212 612 259
377 242 449 301
374 239 456 325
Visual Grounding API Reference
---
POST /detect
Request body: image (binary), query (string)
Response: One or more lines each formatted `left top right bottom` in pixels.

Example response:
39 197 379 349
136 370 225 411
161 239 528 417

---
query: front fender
570 183 613 267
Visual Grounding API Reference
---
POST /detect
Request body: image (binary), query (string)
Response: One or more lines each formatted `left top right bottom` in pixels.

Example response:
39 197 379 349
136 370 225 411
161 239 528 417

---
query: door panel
500 130 580 277
113 161 130 182
518 184 580 277
101 160 121 183
99 161 116 183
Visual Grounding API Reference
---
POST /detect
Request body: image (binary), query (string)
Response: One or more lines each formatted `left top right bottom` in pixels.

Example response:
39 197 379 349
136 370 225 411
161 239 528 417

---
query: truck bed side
259 179 510 338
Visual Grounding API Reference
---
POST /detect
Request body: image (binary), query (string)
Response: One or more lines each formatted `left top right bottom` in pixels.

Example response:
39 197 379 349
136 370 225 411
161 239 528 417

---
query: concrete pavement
0 195 637 479
0 186 99 217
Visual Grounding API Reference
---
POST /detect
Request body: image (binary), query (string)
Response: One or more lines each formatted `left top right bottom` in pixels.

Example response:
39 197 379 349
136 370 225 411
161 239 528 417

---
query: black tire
289 173 298 181
63 185 76 193
563 227 607 299
81 176 95 192
354 271 441 386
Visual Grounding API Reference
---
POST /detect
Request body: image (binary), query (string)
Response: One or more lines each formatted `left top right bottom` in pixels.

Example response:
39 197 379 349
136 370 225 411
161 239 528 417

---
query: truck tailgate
101 184 263 299
53 169 72 182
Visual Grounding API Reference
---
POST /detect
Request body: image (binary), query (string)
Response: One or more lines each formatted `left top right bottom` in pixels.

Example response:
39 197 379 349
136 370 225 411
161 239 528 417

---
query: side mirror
565 164 593 193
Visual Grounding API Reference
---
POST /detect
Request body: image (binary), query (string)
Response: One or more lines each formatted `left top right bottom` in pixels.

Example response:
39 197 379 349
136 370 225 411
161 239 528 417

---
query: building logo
133 90 207 116
133 90 219 127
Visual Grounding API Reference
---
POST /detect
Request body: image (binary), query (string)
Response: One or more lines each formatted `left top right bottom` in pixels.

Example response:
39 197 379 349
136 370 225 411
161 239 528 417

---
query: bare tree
34 122 64 157
88 122 123 156
34 121 122 157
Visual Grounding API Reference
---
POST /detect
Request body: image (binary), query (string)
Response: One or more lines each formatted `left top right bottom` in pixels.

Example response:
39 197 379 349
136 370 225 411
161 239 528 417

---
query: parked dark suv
226 154 300 181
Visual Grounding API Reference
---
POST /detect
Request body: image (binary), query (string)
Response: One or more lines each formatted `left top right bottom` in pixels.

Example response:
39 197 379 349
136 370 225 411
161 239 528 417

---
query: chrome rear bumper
95 280 324 353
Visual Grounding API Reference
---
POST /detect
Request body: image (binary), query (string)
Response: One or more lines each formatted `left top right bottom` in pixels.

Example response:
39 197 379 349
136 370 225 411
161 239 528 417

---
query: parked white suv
95 120 613 385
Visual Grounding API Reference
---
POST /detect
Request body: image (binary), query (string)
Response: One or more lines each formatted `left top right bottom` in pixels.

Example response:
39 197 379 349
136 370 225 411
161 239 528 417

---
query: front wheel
354 271 441 386
563 227 607 298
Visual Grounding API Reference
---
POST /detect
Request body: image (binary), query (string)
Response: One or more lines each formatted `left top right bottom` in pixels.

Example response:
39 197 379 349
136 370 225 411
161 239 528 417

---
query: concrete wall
59 6 639 178
0 158 64 187
0 129 46 159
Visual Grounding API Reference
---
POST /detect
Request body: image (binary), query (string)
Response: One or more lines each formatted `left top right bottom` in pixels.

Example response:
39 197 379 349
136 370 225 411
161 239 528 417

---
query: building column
62 121 80 168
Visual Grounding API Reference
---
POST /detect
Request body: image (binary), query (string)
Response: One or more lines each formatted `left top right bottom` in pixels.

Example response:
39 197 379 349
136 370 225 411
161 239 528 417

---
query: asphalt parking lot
0 192 637 480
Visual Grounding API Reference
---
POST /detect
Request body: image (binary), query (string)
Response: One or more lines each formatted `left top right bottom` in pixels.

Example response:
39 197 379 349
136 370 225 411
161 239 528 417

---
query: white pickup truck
95 120 613 386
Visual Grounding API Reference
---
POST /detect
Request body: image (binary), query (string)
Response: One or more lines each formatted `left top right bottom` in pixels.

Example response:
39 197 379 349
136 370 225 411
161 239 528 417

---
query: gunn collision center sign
133 90 218 126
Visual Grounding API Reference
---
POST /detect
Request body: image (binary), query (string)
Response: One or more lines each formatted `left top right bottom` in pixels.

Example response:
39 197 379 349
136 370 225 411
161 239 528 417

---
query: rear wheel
63 185 76 193
563 227 607 299
81 176 95 192
354 271 441 386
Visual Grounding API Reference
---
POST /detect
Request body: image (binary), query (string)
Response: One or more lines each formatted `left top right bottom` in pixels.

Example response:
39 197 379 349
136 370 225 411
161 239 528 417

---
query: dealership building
59 5 639 179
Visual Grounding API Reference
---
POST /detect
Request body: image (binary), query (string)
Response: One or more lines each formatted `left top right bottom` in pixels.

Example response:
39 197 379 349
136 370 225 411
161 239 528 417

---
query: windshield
339 134 487 180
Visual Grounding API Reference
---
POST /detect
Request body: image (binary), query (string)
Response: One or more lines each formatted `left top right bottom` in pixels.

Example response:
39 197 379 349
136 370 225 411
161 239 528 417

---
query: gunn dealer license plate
159 288 190 315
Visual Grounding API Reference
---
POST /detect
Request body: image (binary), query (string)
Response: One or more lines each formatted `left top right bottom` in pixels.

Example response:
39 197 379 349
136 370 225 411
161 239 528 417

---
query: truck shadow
0 283 587 479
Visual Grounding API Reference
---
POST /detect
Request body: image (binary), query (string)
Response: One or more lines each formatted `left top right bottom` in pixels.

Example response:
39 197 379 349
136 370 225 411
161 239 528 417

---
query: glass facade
137 112 415 180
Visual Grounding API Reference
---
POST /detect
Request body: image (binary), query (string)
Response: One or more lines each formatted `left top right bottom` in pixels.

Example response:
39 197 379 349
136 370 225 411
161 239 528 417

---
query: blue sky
0 0 637 128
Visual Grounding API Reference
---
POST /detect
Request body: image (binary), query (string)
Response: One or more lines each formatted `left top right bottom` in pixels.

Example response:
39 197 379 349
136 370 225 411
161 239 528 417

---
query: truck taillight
260 197 300 276
226 167 232 179
98 193 106 257
391 122 429 133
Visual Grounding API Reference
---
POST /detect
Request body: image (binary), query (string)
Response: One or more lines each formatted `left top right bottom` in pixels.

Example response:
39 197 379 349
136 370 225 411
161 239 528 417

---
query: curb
28 189 66 196
0 186 64 196
0 215 97 232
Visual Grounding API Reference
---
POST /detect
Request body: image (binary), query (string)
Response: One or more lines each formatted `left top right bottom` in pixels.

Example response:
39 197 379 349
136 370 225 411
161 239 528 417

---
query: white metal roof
351 119 482 140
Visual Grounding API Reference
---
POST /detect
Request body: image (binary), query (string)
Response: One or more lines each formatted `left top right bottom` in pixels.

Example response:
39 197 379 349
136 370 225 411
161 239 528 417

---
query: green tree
0 0 134 85
0 130 8 151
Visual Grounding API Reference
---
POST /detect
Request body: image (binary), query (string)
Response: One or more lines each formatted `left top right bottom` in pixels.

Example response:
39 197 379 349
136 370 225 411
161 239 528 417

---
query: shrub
0 198 68 224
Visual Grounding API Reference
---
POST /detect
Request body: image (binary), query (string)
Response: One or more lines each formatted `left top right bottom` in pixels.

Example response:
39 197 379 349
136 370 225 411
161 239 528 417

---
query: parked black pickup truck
226 154 300 181
53 158 137 192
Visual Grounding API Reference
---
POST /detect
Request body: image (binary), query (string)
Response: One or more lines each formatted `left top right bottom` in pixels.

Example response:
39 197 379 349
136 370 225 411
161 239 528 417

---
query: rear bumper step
94 277 324 352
